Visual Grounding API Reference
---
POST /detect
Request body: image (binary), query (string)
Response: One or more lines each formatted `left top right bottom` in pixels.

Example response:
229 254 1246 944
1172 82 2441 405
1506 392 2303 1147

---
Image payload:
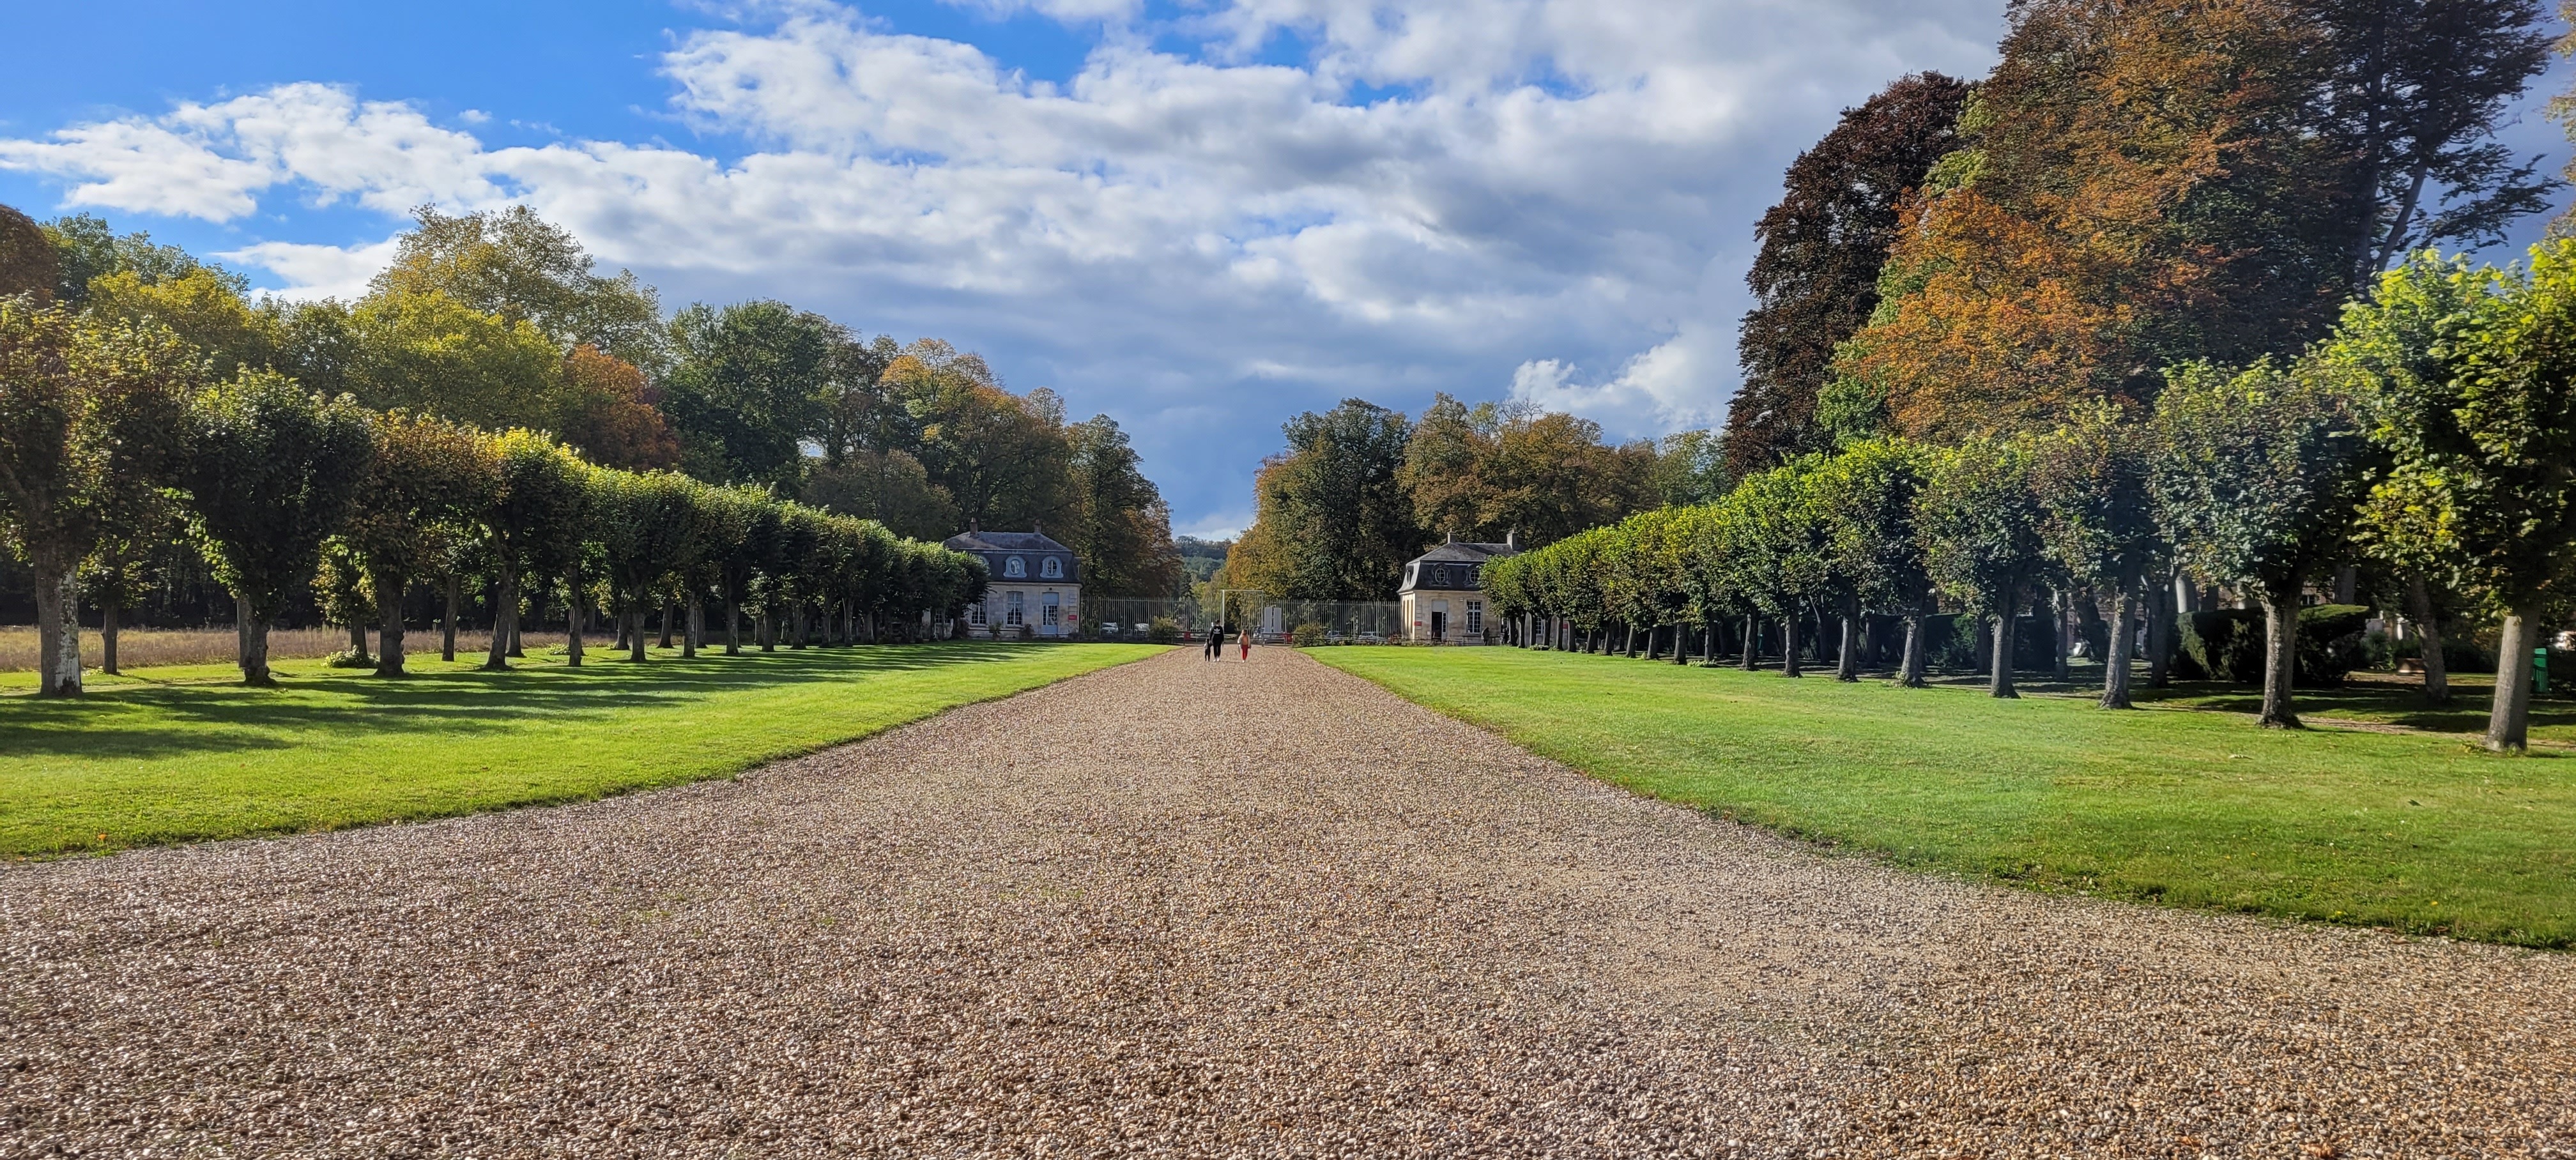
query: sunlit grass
0 642 1163 857
1314 646 2576 948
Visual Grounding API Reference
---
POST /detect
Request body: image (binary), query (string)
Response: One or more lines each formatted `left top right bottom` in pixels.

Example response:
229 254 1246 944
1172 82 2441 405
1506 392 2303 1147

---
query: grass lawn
0 642 1163 858
1312 646 2576 948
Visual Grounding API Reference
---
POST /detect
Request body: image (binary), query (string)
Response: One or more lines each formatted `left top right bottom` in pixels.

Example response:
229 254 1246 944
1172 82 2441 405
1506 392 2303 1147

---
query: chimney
1506 529 1517 551
1445 530 1456 544
969 517 979 533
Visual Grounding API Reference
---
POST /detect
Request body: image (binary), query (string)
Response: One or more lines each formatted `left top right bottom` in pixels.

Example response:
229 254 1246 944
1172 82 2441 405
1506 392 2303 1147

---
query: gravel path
4 647 2570 1158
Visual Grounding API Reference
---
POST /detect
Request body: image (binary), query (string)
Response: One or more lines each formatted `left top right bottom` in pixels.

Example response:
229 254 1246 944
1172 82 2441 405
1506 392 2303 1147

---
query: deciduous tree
181 371 373 686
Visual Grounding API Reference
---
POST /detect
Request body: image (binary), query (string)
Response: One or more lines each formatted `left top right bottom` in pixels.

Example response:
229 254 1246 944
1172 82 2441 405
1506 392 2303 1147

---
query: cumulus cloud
0 0 2007 523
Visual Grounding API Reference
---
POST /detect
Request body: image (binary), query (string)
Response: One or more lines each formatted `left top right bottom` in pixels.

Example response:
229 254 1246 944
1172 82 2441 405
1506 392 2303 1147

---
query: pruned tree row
0 295 990 694
1487 243 2576 754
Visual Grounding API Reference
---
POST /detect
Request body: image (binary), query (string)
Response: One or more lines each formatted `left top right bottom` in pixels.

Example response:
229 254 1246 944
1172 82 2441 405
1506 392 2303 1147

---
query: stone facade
944 530 1083 639
1397 535 1516 644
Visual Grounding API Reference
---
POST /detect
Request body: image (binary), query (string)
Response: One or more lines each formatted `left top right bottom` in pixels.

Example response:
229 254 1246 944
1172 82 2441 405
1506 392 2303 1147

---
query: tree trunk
2258 591 2299 728
508 612 523 658
1899 613 1927 688
441 576 459 663
627 597 648 663
236 598 273 687
565 569 585 668
2146 571 2175 689
658 602 674 649
1700 621 1715 666
2099 578 2136 710
1674 625 1690 665
1836 599 1860 682
374 571 407 677
2488 611 2537 752
32 560 80 697
101 600 121 676
2407 576 2450 704
1781 613 1804 678
1741 614 1759 670
1988 613 2018 699
346 620 371 665
684 595 702 659
2053 591 2072 683
725 594 742 655
484 562 519 671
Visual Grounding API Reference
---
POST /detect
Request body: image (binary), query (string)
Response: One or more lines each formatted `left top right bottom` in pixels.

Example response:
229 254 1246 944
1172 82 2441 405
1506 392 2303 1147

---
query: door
1430 611 1447 641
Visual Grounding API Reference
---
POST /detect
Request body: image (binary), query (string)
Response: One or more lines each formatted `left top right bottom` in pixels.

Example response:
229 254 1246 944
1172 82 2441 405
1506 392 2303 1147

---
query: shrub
2296 604 2371 688
1145 616 1181 645
2182 609 2264 683
1925 613 1978 671
1291 622 1328 647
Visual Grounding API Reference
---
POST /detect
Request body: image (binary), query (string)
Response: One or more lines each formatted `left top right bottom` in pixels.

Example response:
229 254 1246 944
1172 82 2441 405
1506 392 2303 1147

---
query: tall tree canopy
1233 399 1420 600
372 205 667 372
1724 72 1972 475
1063 415 1183 598
1400 394 1657 547
663 300 836 489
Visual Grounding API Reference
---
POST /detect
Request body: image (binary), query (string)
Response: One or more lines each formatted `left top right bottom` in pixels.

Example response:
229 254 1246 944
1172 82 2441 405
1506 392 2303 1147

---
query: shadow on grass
0 642 1064 761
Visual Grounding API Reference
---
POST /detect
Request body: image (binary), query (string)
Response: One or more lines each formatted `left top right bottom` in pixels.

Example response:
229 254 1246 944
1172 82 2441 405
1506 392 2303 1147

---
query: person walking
1205 624 1224 661
1239 624 1254 662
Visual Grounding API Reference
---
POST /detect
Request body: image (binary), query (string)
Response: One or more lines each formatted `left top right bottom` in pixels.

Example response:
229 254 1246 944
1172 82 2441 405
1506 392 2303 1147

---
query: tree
590 469 705 662
1808 438 1938 685
481 431 595 670
83 268 278 379
2150 359 2374 727
1234 399 1420 600
816 332 905 467
1399 394 1654 547
1063 415 1182 598
38 213 234 308
2342 243 2576 750
2315 0 2552 282
181 371 374 685
664 301 835 488
1836 0 2355 440
372 205 667 372
349 288 567 431
1916 437 2046 698
1715 464 1836 677
0 307 193 695
553 344 680 470
341 413 500 675
882 339 1073 530
0 203 56 303
803 448 959 542
2027 405 2164 708
1651 429 1730 508
1724 73 1972 476
79 482 181 675
699 484 780 655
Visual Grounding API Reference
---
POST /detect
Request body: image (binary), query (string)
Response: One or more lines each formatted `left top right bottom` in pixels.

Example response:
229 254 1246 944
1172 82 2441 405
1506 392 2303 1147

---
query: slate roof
1399 538 1517 593
943 530 1082 584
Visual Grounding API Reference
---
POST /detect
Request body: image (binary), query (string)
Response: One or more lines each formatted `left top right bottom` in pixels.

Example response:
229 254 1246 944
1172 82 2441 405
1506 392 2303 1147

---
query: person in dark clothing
1205 624 1225 660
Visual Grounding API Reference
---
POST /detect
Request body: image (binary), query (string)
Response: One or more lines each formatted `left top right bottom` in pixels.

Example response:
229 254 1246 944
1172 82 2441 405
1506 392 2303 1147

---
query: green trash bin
2536 646 2551 696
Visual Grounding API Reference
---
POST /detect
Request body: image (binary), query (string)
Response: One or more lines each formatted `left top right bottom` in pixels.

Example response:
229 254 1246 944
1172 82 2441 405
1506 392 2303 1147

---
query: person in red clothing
1239 625 1253 661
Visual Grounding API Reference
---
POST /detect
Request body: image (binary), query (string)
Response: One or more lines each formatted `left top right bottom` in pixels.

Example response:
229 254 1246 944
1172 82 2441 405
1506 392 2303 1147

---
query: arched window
1041 556 1063 579
1004 556 1027 578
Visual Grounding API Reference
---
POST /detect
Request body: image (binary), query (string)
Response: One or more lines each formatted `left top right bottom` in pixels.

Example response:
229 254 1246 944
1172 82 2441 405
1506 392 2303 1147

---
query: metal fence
1075 594 1409 643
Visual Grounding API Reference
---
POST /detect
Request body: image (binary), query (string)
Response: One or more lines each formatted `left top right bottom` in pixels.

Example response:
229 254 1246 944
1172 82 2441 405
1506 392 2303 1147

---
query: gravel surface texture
3 646 2570 1158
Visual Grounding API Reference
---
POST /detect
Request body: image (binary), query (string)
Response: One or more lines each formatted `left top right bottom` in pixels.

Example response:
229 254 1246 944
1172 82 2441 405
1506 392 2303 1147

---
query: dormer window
1003 556 1027 579
1041 556 1063 579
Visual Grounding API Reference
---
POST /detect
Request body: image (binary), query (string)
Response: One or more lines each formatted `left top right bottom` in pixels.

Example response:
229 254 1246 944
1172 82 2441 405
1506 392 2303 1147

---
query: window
1003 556 1027 578
1041 592 1061 629
1006 591 1025 625
1041 556 1063 579
1466 601 1483 633
969 602 987 627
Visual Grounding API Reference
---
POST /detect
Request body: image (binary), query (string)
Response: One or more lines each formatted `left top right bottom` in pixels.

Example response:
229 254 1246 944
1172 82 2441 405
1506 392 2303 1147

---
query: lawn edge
8 643 1173 862
1301 646 2566 954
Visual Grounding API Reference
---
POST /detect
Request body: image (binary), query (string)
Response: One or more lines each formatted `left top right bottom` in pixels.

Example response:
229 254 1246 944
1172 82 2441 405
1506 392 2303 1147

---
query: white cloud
0 0 2013 519
217 237 403 302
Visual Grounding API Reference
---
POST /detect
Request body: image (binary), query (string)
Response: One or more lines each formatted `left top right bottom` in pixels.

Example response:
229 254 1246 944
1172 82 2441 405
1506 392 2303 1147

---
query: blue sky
4 1 2569 536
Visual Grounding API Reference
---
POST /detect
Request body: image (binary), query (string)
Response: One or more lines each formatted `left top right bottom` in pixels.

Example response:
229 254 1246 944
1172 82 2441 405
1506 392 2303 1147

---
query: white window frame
969 602 987 627
1006 591 1025 625
1041 591 1062 629
1004 556 1027 579
1466 601 1483 633
1041 556 1063 579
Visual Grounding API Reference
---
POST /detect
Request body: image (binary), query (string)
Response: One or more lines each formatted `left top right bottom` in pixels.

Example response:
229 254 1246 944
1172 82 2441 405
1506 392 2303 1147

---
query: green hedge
2181 604 2370 687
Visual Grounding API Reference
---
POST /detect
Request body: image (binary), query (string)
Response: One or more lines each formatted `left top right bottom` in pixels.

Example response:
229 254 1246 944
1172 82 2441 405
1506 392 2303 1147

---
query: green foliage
1234 399 1420 600
371 205 668 372
1291 622 1328 648
1807 438 1935 615
1914 436 2044 618
2150 359 2374 604
1145 616 1181 645
348 288 567 431
181 372 374 683
2182 604 2374 687
0 203 57 303
664 300 836 489
37 213 241 307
